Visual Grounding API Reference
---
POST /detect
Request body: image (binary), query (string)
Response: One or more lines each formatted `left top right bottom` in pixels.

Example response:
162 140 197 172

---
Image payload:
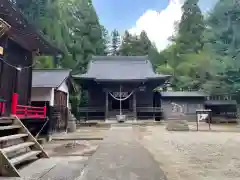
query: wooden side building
160 91 207 120
31 69 75 132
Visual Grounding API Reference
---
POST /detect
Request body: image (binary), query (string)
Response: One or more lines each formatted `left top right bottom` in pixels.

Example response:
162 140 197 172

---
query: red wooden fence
11 93 46 118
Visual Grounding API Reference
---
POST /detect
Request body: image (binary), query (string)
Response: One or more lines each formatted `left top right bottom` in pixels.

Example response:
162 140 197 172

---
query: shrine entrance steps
0 116 48 177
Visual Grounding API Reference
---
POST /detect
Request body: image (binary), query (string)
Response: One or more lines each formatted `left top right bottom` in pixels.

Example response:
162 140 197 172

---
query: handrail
17 105 44 109
11 93 47 119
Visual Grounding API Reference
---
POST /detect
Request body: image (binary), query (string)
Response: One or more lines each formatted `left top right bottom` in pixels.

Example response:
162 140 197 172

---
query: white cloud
129 0 183 51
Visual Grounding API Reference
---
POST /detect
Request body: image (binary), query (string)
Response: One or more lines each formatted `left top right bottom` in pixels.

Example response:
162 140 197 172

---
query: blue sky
93 0 217 31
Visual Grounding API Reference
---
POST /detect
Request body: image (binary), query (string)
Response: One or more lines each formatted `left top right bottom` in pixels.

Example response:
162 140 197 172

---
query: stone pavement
0 156 88 180
78 126 167 180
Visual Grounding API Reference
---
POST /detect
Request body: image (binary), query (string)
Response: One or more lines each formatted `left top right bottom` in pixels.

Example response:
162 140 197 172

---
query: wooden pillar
133 92 137 120
11 93 18 115
105 90 108 121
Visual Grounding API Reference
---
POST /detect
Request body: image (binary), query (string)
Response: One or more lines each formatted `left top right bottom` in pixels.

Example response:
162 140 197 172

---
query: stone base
116 115 126 122
166 120 189 131
68 120 76 132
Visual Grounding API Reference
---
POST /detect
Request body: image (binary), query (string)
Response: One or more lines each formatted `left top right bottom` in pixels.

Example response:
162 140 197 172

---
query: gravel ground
137 126 240 180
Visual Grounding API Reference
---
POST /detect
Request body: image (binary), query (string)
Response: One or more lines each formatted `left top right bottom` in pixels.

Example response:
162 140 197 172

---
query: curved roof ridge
73 56 171 81
91 56 148 61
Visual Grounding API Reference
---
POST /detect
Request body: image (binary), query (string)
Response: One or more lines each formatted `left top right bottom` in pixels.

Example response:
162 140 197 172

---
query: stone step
0 134 28 142
10 150 41 165
0 125 21 130
1 142 35 154
0 116 49 177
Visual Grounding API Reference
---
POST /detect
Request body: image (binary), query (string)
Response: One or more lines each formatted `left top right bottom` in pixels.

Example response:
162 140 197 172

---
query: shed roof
32 69 71 88
0 0 62 55
204 100 237 106
73 56 170 81
161 91 207 97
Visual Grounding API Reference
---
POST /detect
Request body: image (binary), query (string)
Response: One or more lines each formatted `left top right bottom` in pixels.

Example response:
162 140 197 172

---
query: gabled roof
32 69 71 88
161 91 207 97
0 0 62 55
73 56 170 81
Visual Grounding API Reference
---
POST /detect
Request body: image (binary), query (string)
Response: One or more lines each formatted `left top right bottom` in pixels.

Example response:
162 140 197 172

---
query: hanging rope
0 56 37 70
0 37 39 71
109 90 135 101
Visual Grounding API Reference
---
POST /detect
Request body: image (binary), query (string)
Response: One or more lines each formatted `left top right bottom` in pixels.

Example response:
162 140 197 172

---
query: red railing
11 93 46 118
0 101 6 115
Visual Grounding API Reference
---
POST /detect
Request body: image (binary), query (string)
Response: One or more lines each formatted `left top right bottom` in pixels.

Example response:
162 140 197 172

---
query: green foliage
111 29 120 55
174 0 205 54
204 0 240 95
119 30 160 64
156 0 240 97
15 0 108 117
34 56 54 68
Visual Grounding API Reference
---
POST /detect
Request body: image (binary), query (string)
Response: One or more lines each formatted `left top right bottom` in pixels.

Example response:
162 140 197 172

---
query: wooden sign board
196 109 212 131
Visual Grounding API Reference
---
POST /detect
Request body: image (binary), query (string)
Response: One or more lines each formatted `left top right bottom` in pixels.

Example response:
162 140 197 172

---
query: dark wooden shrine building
74 56 170 121
0 0 61 118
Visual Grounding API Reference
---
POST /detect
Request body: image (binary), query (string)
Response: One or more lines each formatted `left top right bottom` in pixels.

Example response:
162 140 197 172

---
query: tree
15 0 108 118
119 30 160 65
119 31 132 56
175 0 205 54
110 29 120 55
68 0 106 74
102 26 111 55
205 0 240 95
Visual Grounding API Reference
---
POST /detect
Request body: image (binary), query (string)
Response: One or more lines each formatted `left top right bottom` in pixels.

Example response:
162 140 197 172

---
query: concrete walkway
78 126 167 180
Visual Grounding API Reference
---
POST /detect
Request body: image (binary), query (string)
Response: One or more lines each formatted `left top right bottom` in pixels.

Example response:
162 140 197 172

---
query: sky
92 0 218 51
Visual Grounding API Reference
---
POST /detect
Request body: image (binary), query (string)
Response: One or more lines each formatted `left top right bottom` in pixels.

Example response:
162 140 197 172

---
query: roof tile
32 69 71 88
74 56 170 81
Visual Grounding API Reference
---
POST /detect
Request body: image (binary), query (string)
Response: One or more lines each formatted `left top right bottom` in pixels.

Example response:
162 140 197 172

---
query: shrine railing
11 93 47 119
136 107 163 112
79 107 105 112
78 106 163 112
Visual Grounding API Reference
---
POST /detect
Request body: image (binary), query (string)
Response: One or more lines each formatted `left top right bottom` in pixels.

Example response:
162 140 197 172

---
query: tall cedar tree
206 0 240 95
69 0 106 74
102 26 111 55
119 31 132 56
16 0 108 117
119 30 158 60
111 29 121 55
176 0 205 54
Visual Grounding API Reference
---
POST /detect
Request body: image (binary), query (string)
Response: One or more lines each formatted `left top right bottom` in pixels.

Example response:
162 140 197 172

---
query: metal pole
208 111 211 130
196 111 198 131
120 85 122 115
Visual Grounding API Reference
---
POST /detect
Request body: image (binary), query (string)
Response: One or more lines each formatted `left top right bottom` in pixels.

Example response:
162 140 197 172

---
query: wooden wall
0 36 32 115
161 97 205 120
54 90 67 106
52 90 68 132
